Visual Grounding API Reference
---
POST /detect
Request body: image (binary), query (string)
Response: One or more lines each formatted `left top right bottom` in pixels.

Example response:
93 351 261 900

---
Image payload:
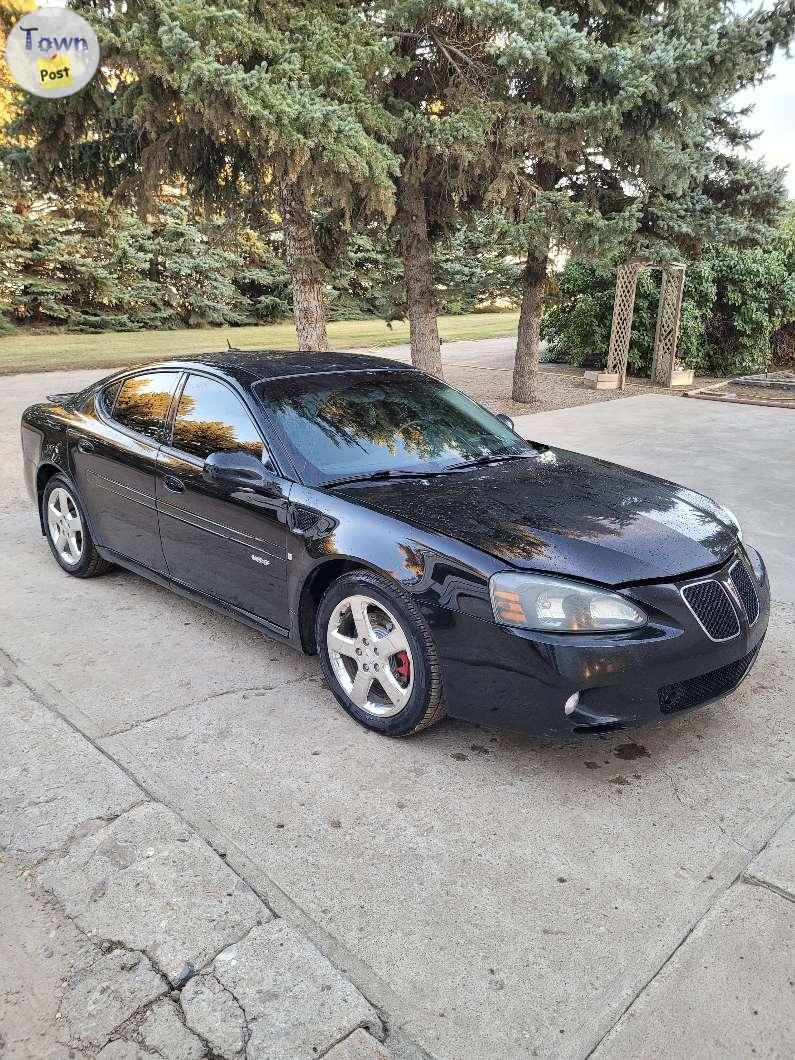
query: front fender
288 484 501 630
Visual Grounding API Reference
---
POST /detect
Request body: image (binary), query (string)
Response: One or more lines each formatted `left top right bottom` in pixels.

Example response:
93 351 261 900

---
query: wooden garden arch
605 262 686 388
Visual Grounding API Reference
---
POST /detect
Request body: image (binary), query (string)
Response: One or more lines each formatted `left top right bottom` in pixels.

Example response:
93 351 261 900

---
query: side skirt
96 546 298 649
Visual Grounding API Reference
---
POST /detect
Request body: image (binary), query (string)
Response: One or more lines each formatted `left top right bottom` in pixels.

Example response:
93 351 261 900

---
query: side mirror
203 450 267 487
495 413 515 431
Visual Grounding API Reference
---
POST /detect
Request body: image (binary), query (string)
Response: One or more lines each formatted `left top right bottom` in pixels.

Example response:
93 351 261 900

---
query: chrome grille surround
729 558 760 626
680 577 740 642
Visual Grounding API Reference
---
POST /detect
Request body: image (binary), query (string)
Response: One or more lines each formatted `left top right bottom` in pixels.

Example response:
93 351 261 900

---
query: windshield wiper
323 468 447 489
323 452 536 489
446 453 531 471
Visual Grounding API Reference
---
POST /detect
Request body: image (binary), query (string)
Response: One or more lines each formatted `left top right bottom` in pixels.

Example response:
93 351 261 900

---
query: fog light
564 691 580 716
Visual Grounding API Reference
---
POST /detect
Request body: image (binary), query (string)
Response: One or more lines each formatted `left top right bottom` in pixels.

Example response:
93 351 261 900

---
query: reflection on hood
334 447 738 585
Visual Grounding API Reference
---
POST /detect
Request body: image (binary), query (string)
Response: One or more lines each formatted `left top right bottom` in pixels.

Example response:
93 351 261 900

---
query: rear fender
21 404 72 529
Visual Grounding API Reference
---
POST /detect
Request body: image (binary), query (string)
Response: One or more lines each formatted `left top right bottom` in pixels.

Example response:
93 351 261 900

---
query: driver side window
171 375 264 461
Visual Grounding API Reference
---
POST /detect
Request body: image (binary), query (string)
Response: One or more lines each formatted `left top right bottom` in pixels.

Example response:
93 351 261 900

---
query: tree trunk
279 180 328 352
396 174 442 377
512 249 549 404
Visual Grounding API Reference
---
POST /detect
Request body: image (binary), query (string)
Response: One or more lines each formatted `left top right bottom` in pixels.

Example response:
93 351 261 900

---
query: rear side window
112 373 179 441
171 374 263 461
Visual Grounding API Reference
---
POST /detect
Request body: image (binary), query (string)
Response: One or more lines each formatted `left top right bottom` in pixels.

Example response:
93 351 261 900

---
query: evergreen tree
483 0 795 401
381 3 507 374
5 1 397 349
0 173 292 331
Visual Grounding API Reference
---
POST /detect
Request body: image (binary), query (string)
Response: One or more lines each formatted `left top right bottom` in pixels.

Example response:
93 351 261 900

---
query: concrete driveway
1 371 793 1059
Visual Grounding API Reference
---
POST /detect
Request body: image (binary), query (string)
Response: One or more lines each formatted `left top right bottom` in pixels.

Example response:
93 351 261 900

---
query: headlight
489 572 648 633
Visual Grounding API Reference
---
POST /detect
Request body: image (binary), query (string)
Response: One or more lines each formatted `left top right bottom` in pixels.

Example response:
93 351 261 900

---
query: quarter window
99 380 121 415
171 375 263 461
112 373 179 441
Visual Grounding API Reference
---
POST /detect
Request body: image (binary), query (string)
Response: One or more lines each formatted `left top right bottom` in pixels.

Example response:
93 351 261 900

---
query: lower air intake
658 646 760 714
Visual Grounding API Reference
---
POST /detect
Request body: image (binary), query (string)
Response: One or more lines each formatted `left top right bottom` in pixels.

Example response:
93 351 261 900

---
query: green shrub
543 238 795 377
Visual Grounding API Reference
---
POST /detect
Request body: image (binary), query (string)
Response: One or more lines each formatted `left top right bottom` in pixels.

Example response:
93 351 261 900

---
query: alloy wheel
47 486 84 566
326 593 414 717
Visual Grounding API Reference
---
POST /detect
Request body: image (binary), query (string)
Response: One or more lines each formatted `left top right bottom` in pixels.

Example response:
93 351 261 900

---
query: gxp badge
5 6 100 99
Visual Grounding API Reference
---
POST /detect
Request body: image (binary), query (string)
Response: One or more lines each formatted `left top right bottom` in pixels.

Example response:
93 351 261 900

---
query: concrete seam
2 651 434 1060
740 872 795 905
0 656 281 922
99 741 439 1060
316 1022 381 1058
102 674 317 737
582 801 795 1059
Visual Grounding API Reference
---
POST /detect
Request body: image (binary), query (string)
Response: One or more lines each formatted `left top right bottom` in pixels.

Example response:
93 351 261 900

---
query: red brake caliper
392 650 411 683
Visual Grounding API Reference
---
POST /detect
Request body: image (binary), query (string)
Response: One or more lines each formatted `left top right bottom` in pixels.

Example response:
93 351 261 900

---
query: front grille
659 646 760 714
681 580 740 641
730 560 760 625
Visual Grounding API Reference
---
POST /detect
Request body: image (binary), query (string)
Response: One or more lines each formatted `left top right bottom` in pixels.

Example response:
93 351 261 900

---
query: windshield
256 370 534 486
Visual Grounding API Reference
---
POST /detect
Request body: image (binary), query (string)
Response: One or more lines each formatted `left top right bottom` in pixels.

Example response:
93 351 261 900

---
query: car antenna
226 339 240 352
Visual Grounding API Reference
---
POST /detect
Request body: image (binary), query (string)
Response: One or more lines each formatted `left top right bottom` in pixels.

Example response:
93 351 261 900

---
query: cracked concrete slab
181 973 249 1059
0 672 143 865
60 948 167 1049
590 882 795 1059
138 997 207 1060
102 606 795 1060
325 1028 395 1059
97 1042 160 1060
39 802 271 986
0 856 96 1058
744 814 795 901
182 921 383 1060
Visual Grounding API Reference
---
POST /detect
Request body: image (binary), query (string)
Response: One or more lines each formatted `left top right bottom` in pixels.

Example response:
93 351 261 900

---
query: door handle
77 438 94 454
163 474 186 494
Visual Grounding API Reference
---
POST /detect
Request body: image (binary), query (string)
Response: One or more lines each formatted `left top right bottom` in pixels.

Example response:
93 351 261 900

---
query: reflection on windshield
258 372 533 483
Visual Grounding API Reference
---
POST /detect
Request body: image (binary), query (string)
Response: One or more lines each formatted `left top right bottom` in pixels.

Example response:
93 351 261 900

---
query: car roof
148 348 415 385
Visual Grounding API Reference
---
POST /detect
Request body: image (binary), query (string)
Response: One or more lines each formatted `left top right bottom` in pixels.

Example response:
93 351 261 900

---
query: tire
316 570 446 736
42 474 113 578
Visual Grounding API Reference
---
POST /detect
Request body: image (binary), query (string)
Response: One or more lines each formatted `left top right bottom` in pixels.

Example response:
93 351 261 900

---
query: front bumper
433 549 770 737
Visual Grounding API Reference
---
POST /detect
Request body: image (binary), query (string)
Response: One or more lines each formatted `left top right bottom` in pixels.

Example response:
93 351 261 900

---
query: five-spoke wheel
317 571 445 736
326 593 414 718
42 474 112 578
46 485 84 566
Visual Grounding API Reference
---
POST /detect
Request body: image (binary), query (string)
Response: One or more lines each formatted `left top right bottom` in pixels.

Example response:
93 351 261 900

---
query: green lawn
0 312 519 375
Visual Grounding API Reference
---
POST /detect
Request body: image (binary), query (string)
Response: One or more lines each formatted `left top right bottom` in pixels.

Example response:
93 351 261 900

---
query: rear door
69 370 182 572
155 371 292 630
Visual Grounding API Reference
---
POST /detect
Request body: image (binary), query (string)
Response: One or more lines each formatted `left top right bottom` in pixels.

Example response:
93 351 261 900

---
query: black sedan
21 350 769 737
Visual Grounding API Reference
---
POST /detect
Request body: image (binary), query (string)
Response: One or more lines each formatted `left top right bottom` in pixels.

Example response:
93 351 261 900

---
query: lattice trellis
606 262 686 388
606 262 645 385
650 265 686 386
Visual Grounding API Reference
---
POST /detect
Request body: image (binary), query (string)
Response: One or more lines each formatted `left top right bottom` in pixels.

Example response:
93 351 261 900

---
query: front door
69 370 182 573
156 372 291 630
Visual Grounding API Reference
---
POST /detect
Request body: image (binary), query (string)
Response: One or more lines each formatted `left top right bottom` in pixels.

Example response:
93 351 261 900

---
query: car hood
333 447 739 585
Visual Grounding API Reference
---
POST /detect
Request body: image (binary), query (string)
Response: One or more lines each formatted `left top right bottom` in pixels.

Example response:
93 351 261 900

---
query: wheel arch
298 556 387 654
36 463 65 534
